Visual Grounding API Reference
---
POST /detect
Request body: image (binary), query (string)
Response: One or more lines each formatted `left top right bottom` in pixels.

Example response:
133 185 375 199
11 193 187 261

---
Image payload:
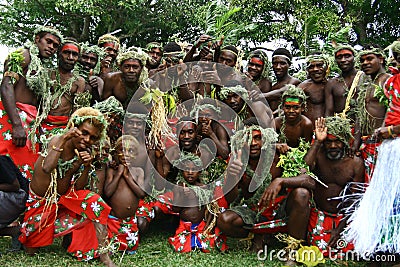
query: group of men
0 24 400 266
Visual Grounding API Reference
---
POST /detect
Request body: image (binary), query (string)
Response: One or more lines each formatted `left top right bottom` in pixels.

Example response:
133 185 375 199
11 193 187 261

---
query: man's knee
217 211 241 230
290 188 310 206
137 217 150 234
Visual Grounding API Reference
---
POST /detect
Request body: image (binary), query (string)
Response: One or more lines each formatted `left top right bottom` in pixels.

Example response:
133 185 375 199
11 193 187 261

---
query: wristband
52 145 64 152
388 126 393 137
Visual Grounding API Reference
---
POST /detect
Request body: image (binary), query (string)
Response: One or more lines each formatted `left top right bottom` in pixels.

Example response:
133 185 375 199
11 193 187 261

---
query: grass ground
0 222 368 267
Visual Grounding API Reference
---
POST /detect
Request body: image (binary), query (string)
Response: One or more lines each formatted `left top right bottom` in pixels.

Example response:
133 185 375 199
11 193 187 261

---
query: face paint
61 44 79 53
284 97 301 105
250 57 264 66
103 42 119 50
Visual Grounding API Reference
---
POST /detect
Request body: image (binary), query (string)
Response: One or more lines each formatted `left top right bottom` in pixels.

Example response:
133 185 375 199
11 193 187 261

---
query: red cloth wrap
168 219 227 253
0 101 38 180
19 187 111 261
384 72 400 126
307 206 354 257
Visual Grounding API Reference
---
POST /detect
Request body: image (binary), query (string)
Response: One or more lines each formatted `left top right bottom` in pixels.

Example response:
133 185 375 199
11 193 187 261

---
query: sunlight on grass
0 227 367 267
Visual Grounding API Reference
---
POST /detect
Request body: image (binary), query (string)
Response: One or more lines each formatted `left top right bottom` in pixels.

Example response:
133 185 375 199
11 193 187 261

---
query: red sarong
168 219 227 253
40 114 69 139
0 101 38 180
152 191 177 215
385 69 400 126
307 207 354 257
136 199 156 222
108 215 139 252
359 136 380 183
19 187 111 261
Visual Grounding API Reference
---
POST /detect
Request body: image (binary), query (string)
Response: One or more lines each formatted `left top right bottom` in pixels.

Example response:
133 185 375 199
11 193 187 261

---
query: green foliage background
0 0 399 55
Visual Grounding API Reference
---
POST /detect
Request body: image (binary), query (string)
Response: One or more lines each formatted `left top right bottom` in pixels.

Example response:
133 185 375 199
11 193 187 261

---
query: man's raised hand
315 117 327 142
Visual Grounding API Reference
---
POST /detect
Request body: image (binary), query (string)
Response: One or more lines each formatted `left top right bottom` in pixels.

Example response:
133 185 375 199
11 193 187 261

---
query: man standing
33 38 86 143
325 45 362 120
0 26 62 179
345 61 400 262
245 49 272 93
255 48 301 113
102 47 149 109
352 47 391 182
78 42 105 101
299 54 332 126
19 107 116 266
305 116 364 256
97 33 120 79
145 42 163 73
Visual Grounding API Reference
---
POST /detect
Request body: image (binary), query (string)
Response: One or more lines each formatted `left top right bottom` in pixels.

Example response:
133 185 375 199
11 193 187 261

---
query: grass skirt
345 138 400 256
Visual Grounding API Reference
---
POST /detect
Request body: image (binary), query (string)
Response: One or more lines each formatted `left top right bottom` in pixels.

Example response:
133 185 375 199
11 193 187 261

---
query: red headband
61 44 79 53
327 134 337 140
335 49 353 57
250 58 264 66
252 129 262 136
103 42 119 50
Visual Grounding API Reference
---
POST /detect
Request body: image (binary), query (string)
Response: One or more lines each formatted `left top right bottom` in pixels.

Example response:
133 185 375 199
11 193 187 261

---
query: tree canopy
0 0 398 55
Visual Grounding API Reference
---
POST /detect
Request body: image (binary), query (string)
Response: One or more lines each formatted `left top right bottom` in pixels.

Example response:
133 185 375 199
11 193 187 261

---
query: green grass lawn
0 224 368 267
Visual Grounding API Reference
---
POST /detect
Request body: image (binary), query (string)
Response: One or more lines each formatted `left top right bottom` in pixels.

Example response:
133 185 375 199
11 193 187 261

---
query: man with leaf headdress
325 45 362 120
102 47 149 109
245 49 272 93
345 55 400 259
78 42 106 101
304 116 364 256
97 33 120 80
30 38 87 149
275 85 313 155
217 80 273 130
19 107 116 266
299 53 334 126
217 122 315 254
351 46 391 183
0 25 63 180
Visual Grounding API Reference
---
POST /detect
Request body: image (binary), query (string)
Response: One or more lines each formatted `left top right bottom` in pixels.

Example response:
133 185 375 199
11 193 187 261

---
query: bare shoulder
289 77 301 86
274 117 283 128
301 115 313 127
351 155 364 167
75 76 86 92
104 71 122 82
130 167 144 176
298 79 312 89
3 48 30 70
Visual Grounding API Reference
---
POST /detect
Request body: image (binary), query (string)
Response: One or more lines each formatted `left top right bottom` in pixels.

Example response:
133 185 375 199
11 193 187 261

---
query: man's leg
217 210 248 238
93 222 116 267
137 217 150 234
286 188 311 240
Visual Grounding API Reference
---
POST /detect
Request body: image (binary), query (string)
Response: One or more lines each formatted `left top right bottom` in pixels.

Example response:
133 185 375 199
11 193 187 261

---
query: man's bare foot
250 234 265 252
99 253 117 267
25 247 38 256
284 259 298 266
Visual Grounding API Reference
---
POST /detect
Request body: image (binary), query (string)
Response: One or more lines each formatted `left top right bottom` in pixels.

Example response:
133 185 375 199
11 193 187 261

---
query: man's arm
0 56 28 147
101 74 114 100
104 165 123 198
249 100 274 128
259 174 316 207
123 167 146 198
41 130 79 174
0 179 20 192
324 80 334 116
223 150 243 203
304 117 326 169
200 121 230 160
